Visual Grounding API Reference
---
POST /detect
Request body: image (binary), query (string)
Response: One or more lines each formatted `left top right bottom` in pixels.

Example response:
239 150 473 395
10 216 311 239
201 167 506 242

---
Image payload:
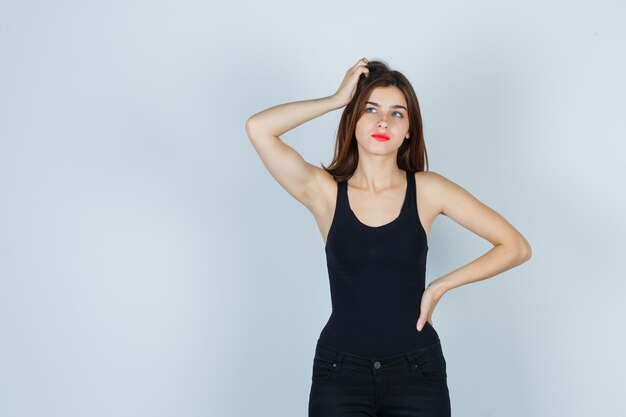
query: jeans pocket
311 356 338 381
411 343 447 383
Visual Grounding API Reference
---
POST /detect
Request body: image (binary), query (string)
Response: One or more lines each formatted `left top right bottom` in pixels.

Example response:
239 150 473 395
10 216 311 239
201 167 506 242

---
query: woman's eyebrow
366 101 407 111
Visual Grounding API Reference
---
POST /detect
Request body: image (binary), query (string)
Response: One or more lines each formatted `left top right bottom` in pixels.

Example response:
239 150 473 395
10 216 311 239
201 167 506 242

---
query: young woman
245 57 532 417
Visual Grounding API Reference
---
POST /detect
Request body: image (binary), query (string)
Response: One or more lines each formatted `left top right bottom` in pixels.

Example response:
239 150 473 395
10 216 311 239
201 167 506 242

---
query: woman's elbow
517 238 532 263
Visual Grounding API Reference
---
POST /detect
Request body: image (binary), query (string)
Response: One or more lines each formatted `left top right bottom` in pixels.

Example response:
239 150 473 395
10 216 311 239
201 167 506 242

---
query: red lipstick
372 133 390 141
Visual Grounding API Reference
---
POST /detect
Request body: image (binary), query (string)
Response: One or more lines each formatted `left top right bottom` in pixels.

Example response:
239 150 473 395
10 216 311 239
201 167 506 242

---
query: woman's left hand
416 283 446 331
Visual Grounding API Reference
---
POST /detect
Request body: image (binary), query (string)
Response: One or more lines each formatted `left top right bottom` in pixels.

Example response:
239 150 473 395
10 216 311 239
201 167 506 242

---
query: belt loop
404 353 418 373
335 351 345 373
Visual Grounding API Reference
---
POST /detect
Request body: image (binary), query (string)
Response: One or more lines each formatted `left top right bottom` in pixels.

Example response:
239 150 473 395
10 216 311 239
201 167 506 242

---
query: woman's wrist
427 278 450 298
327 93 347 110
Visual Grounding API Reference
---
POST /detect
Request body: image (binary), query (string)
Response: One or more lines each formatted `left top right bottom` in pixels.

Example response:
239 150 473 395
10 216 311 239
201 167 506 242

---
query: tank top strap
334 177 350 220
405 170 416 215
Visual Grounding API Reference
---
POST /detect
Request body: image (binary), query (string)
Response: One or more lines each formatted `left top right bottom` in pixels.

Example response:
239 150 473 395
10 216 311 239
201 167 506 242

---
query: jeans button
373 361 381 369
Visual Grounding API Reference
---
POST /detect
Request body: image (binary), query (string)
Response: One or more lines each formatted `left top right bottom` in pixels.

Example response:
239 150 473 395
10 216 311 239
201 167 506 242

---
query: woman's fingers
417 285 440 331
334 58 370 106
348 58 368 73
351 57 367 67
352 57 368 71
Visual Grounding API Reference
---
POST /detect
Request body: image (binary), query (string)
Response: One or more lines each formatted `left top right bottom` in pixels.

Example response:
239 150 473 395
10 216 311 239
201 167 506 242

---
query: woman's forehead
367 86 407 106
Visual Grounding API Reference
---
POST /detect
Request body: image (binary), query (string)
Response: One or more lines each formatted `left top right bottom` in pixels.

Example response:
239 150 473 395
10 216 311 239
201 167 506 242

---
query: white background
1 1 624 416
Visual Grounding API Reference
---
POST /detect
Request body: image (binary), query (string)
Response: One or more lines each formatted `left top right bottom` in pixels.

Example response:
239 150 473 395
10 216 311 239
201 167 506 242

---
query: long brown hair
321 59 429 182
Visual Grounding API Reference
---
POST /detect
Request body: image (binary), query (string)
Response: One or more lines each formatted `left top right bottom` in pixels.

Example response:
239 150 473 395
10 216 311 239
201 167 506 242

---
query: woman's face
354 86 410 155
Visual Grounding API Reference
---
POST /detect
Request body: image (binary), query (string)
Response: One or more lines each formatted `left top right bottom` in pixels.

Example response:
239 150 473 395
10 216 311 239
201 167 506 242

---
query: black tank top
318 169 440 359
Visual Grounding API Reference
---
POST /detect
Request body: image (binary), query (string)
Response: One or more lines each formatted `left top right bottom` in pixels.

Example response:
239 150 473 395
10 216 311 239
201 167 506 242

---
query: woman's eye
365 107 403 118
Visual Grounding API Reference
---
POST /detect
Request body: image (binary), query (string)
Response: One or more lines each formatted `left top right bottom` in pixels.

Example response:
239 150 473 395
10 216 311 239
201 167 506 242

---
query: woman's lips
372 133 390 141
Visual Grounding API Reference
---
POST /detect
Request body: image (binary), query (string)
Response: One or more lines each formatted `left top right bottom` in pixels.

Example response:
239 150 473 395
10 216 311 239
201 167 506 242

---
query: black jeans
308 339 451 417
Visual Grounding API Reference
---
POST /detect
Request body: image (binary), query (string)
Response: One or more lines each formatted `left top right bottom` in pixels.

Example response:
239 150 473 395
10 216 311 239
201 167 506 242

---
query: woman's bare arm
245 96 343 209
246 95 344 138
428 171 532 295
415 171 532 331
245 58 369 209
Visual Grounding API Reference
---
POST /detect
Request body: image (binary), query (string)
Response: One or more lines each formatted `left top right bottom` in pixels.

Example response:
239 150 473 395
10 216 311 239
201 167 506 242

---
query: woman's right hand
332 58 370 107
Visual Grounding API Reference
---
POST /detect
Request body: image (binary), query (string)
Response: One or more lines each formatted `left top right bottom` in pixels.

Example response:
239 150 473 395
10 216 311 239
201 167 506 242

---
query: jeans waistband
314 339 443 374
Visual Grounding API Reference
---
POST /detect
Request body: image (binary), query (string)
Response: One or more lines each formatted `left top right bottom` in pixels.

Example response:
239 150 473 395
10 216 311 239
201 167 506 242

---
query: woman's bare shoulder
414 170 449 189
413 170 456 215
